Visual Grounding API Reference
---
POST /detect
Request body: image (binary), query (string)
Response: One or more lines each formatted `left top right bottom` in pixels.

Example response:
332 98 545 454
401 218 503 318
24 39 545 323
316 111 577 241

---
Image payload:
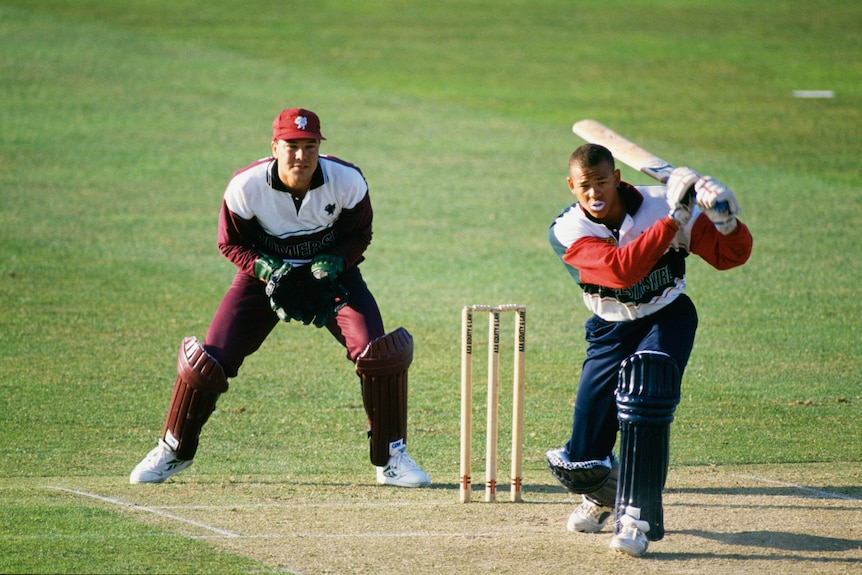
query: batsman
546 143 752 556
130 107 430 488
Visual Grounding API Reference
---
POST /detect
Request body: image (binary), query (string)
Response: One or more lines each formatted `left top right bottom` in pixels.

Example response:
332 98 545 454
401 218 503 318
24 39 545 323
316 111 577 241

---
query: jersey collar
268 159 325 193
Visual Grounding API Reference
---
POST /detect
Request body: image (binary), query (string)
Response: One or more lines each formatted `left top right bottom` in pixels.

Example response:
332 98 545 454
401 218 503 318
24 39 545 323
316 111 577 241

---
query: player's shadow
663 484 862 562
678 529 861 553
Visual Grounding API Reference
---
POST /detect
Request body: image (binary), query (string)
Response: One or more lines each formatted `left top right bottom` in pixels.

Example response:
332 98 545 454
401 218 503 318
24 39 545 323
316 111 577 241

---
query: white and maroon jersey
218 155 373 276
549 183 752 322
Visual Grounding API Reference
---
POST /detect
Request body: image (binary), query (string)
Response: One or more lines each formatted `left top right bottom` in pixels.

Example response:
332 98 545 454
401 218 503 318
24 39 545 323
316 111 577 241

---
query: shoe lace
149 444 182 465
579 500 610 521
390 450 419 473
146 449 168 464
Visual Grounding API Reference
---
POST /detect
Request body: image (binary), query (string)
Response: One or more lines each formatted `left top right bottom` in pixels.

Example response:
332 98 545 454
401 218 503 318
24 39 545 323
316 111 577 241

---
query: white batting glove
666 167 700 227
695 177 740 234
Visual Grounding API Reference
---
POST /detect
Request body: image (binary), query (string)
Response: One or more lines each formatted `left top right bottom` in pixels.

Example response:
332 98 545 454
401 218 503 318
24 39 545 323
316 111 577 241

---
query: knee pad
614 351 681 541
616 351 681 426
355 328 413 466
162 337 229 460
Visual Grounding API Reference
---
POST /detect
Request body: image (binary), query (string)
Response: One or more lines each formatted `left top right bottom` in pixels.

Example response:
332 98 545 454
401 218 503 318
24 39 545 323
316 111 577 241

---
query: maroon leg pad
162 337 229 460
356 328 413 466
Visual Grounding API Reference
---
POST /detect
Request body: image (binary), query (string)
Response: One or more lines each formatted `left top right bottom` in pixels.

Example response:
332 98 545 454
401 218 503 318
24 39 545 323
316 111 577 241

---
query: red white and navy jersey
218 155 373 277
549 182 752 322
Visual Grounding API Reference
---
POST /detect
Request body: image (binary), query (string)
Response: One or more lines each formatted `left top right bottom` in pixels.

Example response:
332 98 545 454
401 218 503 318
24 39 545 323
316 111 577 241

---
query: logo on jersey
325 203 336 215
294 116 308 131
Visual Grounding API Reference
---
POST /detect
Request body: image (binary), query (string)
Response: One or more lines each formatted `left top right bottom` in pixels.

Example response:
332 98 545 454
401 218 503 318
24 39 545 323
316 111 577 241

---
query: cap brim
273 131 325 141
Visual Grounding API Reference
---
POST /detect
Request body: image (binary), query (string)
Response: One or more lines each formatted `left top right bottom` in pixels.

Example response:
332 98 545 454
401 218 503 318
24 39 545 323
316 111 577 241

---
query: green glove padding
310 254 345 282
254 255 285 283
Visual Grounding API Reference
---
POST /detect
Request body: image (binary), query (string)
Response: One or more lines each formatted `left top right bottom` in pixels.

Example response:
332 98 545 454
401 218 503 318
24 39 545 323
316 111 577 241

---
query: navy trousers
565 294 698 462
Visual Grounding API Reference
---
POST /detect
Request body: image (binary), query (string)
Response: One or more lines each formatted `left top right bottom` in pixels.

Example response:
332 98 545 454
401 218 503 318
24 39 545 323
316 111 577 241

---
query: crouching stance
130 107 430 487
546 144 752 556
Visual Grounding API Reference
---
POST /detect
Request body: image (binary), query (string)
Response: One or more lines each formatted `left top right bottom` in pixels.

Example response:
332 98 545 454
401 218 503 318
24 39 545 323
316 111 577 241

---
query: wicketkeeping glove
253 254 285 283
307 280 349 328
310 254 345 282
307 254 348 328
695 177 740 235
264 263 314 323
665 167 700 228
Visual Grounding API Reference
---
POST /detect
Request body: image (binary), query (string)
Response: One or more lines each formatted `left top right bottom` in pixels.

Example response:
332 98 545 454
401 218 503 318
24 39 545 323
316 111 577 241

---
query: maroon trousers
202 267 385 378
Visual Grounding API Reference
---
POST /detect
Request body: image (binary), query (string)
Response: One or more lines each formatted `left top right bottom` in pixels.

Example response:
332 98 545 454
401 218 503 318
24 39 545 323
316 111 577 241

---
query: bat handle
684 186 696 205
690 189 730 213
684 189 730 215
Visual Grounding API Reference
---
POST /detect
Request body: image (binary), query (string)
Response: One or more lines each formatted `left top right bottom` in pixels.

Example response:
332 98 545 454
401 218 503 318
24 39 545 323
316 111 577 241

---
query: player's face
272 138 320 192
567 160 622 223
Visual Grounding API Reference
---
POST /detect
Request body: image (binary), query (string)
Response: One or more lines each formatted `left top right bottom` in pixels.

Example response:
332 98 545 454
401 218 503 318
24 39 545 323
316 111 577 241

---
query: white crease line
156 501 427 510
729 474 862 502
45 486 241 538
192 531 497 540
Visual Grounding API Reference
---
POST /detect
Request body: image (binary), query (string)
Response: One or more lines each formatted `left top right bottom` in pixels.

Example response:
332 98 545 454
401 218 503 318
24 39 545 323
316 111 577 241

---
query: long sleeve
217 200 264 277
563 216 679 289
689 214 753 270
327 192 373 268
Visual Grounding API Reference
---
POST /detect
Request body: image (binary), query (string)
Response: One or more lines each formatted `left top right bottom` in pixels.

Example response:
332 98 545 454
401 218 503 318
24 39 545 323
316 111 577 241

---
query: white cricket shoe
129 440 193 484
376 440 431 487
567 495 613 533
609 506 651 557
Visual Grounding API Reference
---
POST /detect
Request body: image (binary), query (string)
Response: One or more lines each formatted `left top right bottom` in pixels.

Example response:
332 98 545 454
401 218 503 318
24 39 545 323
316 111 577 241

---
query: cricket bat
572 119 676 183
572 119 728 212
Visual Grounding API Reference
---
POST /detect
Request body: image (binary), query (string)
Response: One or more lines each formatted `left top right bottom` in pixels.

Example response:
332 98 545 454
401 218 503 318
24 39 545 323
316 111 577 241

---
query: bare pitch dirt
52 463 861 574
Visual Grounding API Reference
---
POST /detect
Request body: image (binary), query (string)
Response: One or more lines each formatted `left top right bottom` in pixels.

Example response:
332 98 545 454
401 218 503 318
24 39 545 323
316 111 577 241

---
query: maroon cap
272 108 326 141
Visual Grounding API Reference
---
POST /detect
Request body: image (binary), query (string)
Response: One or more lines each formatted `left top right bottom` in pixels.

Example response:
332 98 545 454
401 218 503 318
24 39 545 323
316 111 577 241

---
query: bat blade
572 119 729 214
572 119 674 183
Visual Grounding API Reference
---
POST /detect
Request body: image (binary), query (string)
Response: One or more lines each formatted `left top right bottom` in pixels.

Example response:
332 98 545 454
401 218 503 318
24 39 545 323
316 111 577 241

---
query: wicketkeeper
546 143 752 556
130 108 431 488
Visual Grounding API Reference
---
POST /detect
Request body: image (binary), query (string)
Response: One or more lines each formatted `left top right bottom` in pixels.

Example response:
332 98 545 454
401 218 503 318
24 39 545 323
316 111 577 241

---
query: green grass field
1 1 860 573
